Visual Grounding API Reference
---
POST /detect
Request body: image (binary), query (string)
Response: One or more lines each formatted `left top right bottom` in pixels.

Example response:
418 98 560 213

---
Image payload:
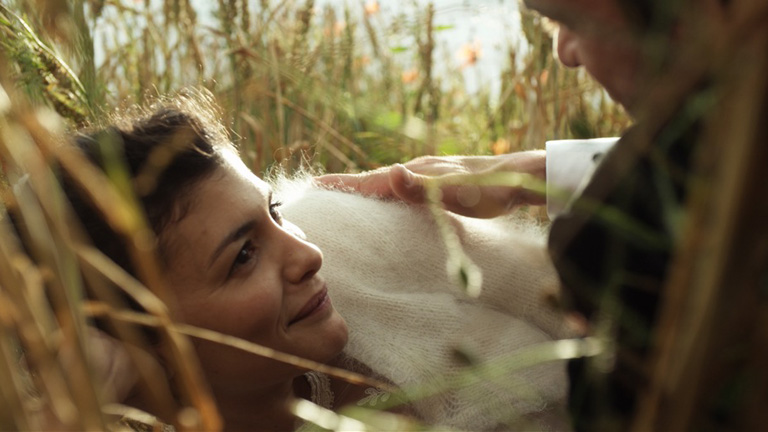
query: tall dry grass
6 0 630 171
0 1 642 431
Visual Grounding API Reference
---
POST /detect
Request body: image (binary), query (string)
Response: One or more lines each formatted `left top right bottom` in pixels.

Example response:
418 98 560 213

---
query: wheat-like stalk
0 5 90 126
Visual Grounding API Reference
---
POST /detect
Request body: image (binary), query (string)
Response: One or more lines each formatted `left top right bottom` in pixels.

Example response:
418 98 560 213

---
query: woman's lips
289 286 330 325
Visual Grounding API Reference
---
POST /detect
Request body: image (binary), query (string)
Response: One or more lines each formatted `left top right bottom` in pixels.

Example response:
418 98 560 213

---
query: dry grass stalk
0 78 223 429
0 1 636 430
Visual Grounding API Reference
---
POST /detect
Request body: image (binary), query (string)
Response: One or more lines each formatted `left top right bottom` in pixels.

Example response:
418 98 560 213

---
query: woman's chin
321 310 349 358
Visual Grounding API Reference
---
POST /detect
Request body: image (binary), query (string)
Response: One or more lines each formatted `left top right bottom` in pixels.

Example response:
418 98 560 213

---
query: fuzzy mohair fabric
277 178 572 431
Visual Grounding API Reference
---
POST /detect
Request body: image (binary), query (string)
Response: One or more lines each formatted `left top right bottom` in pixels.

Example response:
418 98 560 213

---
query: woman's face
161 150 348 395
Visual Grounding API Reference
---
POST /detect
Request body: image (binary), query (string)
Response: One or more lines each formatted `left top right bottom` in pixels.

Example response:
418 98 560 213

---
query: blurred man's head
524 0 658 111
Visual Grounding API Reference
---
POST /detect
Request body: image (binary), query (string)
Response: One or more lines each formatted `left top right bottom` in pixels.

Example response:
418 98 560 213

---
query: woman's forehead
220 148 258 179
160 155 270 264
188 156 270 222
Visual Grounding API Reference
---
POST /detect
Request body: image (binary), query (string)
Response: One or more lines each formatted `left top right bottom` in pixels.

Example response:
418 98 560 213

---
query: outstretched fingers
315 152 547 218
314 168 398 198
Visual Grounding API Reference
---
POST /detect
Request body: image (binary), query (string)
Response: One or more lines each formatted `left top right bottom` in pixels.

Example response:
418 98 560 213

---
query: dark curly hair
5 90 237 341
63 91 236 277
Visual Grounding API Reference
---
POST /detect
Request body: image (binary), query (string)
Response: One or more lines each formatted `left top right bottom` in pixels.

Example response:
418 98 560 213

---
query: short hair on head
615 0 728 31
616 0 655 28
65 88 236 277
525 0 673 32
1 89 235 341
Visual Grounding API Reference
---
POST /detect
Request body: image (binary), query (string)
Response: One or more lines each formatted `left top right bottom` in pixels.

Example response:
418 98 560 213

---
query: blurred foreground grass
2 1 767 431
0 1 635 430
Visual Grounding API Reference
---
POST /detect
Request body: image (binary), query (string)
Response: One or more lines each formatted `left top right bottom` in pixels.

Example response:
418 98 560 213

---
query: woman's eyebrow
208 220 256 268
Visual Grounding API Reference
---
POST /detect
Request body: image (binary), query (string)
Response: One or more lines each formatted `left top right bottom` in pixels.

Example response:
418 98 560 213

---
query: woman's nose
556 25 582 68
280 226 323 284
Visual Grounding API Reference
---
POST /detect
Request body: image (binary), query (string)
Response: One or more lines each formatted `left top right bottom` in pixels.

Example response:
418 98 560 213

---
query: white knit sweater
277 179 571 431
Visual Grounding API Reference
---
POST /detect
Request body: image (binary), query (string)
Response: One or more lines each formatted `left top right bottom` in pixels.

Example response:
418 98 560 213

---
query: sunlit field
3 0 764 431
2 0 630 174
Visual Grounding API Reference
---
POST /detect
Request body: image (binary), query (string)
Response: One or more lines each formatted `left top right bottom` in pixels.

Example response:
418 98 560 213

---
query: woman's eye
270 201 283 224
230 240 256 276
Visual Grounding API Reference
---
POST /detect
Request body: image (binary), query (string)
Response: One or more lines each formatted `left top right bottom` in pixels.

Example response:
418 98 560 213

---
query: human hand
27 327 142 429
60 327 139 403
315 151 546 218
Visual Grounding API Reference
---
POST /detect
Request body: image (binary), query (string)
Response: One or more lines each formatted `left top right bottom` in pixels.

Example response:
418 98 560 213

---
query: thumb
389 164 428 204
85 329 139 402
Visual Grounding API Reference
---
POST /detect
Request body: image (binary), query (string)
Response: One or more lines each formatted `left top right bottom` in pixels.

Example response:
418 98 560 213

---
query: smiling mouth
289 286 330 325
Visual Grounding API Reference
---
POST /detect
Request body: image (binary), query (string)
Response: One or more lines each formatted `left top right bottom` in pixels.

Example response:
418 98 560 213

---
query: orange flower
513 82 527 101
356 55 371 68
491 138 511 155
539 69 550 86
401 68 419 84
364 1 380 16
333 20 346 37
457 40 482 68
